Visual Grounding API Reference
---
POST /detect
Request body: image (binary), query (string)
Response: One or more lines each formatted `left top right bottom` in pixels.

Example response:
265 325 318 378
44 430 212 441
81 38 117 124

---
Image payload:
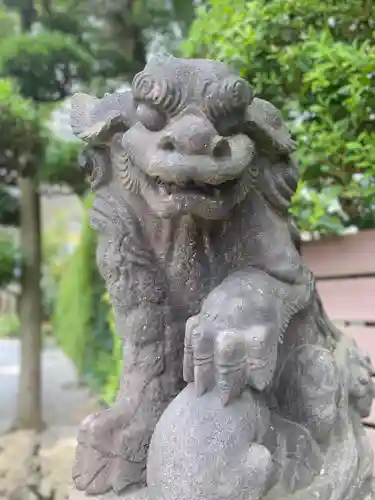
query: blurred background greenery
0 0 373 423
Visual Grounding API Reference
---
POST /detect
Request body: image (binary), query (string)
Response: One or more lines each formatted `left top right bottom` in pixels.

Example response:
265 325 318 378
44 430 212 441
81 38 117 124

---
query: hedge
53 193 115 395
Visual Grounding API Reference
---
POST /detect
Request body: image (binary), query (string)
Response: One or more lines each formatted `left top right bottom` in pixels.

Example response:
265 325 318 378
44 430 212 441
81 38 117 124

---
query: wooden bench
302 228 375 467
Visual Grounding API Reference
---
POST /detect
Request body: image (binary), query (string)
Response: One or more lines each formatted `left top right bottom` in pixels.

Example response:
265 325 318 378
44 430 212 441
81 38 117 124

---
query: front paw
77 406 125 454
184 312 248 405
73 408 146 495
73 441 146 495
348 343 375 418
183 311 277 406
73 440 112 495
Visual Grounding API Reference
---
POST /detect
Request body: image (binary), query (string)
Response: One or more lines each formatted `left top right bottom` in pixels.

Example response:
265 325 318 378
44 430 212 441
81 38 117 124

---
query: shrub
0 234 18 287
0 313 19 338
53 193 115 394
53 194 96 375
183 0 375 234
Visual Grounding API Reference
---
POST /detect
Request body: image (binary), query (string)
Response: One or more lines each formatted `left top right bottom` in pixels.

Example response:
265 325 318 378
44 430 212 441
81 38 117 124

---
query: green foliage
39 9 83 37
0 186 19 225
42 200 90 326
184 0 375 234
0 4 95 189
53 194 114 393
41 212 72 321
0 74 84 185
42 210 73 284
66 0 196 90
53 194 95 375
281 33 375 234
0 5 18 40
83 279 114 394
0 233 18 286
0 30 94 102
0 313 20 338
41 138 86 194
101 294 122 406
0 78 46 175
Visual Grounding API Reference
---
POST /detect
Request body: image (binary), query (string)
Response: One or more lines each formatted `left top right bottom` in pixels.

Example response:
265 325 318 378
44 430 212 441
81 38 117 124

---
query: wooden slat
302 229 375 279
317 278 375 322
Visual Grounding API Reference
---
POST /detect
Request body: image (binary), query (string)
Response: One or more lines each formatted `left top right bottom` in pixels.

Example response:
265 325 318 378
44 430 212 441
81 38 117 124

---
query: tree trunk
14 177 44 431
10 0 44 432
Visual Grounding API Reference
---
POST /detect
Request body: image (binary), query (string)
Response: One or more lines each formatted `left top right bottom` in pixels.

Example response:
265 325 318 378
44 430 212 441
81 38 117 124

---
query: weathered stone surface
70 486 148 500
69 55 375 500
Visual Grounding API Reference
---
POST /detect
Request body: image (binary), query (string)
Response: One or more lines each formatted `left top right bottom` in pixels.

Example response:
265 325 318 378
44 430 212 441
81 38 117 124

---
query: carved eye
222 77 253 109
204 77 253 124
132 71 182 116
256 99 283 129
136 103 166 131
78 149 93 175
265 108 283 129
132 72 157 100
78 146 110 190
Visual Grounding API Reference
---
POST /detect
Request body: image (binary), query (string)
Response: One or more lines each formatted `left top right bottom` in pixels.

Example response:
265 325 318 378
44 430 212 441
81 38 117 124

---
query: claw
194 359 215 397
217 366 247 406
192 319 216 395
215 330 247 405
73 410 148 495
183 344 195 383
184 315 199 383
73 443 112 494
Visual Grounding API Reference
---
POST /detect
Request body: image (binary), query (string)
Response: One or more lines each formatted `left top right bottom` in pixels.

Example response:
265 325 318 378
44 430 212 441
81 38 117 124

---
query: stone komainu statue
70 56 375 500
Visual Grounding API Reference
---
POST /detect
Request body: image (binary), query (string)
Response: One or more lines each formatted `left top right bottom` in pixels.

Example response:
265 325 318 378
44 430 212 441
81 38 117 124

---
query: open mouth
152 176 239 198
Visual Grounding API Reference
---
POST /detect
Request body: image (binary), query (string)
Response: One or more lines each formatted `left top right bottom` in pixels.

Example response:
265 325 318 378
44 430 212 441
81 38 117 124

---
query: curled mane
257 155 299 217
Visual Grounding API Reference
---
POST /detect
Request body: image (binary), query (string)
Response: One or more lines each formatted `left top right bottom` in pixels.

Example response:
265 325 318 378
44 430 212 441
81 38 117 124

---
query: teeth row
154 176 225 198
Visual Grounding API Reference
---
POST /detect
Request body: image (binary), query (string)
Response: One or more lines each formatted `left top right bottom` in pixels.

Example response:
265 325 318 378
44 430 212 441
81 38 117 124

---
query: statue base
70 483 375 500
70 486 149 500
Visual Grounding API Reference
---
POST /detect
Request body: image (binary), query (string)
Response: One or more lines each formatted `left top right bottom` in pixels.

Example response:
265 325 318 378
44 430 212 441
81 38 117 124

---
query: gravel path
0 338 98 434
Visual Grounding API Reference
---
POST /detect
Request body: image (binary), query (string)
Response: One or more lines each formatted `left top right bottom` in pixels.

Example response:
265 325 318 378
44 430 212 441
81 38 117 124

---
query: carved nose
211 137 231 159
157 115 230 158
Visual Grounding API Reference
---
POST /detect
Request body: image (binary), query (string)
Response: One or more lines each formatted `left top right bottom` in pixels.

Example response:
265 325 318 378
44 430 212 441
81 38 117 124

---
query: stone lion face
73 56 296 220
113 58 256 219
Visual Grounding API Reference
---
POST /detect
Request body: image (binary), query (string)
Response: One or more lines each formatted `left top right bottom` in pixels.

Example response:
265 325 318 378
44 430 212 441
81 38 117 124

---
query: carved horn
244 97 296 156
70 90 137 145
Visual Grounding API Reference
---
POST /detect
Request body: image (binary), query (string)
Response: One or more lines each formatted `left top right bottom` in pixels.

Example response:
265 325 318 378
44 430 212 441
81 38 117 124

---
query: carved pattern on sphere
70 55 375 500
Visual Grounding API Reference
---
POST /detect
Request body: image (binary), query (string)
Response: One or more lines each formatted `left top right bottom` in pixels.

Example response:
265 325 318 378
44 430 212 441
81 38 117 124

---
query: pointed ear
70 90 137 145
244 98 296 156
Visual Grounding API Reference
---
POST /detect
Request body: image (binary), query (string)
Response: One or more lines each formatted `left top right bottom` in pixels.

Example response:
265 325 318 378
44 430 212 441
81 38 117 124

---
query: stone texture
70 486 148 500
69 55 375 500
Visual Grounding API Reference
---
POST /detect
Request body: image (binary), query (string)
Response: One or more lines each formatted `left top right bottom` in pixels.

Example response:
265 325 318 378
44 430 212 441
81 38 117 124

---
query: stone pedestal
70 487 149 500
